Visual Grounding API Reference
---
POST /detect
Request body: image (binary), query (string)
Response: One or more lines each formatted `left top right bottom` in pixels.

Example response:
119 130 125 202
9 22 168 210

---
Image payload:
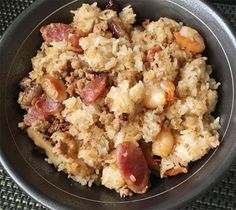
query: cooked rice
18 2 220 197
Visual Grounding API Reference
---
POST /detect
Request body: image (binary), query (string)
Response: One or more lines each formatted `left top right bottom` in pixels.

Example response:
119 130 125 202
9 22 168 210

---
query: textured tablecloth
0 0 236 209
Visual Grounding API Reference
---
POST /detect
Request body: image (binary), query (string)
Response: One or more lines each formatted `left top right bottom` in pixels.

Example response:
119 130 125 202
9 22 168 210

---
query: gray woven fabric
0 0 236 209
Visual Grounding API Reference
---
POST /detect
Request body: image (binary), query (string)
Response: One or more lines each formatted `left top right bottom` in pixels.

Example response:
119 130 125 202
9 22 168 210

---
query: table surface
0 0 236 209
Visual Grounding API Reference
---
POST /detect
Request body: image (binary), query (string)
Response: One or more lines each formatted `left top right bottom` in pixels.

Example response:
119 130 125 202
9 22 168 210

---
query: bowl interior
1 0 235 209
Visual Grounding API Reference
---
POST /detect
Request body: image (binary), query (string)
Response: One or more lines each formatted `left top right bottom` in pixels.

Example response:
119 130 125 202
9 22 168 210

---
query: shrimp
143 80 176 109
174 26 205 53
143 84 166 109
160 80 176 105
152 129 175 158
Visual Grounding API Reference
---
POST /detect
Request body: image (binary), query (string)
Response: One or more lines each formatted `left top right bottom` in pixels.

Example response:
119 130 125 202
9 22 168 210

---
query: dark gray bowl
0 0 236 209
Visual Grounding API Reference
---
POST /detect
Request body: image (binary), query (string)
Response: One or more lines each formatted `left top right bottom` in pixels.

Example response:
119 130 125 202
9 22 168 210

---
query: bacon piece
40 23 84 53
80 74 108 105
68 34 83 53
24 106 45 126
33 95 64 116
146 45 162 63
40 23 74 42
116 142 150 194
24 96 64 126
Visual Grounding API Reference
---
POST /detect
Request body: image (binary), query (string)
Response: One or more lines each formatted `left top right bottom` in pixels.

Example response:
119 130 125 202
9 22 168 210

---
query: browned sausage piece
108 16 129 39
116 141 150 194
68 34 84 53
24 95 64 126
40 23 74 42
41 75 67 102
19 84 43 107
80 74 108 105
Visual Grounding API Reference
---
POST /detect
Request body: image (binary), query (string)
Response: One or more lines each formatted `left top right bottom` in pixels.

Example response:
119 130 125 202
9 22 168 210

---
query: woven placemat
0 0 236 209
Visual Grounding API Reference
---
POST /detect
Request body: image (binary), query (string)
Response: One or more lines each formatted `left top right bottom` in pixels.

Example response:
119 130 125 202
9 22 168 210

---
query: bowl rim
0 0 236 210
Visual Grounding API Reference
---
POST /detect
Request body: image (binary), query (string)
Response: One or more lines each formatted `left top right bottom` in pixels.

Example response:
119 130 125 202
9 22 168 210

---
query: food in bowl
17 0 220 197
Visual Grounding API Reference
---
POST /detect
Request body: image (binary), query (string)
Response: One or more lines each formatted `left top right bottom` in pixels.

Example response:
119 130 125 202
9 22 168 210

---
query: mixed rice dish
18 0 220 197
